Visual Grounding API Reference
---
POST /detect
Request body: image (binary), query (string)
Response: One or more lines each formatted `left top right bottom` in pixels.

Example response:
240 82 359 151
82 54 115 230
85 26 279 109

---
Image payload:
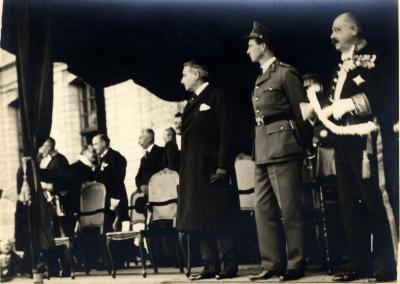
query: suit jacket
135 144 164 189
67 160 95 214
40 152 70 194
177 84 239 231
163 140 180 172
96 148 129 220
251 59 311 164
328 41 380 126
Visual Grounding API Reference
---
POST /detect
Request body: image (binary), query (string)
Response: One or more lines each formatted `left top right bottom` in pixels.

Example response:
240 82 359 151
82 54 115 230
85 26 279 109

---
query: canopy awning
2 0 398 103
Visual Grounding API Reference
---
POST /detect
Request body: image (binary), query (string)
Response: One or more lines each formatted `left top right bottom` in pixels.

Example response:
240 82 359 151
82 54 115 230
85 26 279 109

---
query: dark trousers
254 160 304 272
335 136 396 276
197 228 237 274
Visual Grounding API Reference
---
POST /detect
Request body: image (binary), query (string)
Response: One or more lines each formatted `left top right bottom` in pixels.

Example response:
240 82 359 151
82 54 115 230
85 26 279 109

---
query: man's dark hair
174 112 182 118
183 60 209 81
97 133 110 146
143 128 155 144
253 38 275 54
45 137 56 149
165 127 177 140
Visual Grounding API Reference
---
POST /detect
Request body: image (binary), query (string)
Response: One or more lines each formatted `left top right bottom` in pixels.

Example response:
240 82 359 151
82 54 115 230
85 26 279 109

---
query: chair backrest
148 169 179 222
130 191 146 225
234 155 255 211
79 182 106 231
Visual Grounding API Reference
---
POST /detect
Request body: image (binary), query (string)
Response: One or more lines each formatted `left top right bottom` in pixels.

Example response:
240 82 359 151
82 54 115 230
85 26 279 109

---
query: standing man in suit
162 127 180 172
177 60 239 280
325 12 396 282
245 22 311 282
38 137 71 276
173 112 183 150
135 128 172 265
92 134 129 232
135 128 164 195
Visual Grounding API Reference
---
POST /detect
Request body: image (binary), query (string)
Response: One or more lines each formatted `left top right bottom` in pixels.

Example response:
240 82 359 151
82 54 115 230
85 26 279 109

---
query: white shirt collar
341 45 355 61
144 143 154 156
260 57 276 73
194 82 209 96
100 148 109 158
79 155 94 168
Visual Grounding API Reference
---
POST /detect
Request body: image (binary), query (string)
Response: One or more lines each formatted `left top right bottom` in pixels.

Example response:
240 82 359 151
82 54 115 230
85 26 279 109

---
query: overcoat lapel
181 86 211 136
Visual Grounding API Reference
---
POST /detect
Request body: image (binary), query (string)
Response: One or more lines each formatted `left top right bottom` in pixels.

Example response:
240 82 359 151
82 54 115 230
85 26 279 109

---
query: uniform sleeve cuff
351 93 371 116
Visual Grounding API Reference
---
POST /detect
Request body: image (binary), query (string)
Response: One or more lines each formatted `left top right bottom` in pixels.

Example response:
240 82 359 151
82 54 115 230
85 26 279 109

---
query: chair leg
105 238 116 278
318 184 333 275
178 232 191 277
138 234 147 278
174 233 184 273
145 233 158 273
64 242 75 279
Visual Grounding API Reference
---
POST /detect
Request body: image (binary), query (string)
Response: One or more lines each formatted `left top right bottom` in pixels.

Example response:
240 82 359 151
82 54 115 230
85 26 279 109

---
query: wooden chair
142 169 184 276
234 154 256 211
75 182 112 276
105 191 148 278
53 195 76 279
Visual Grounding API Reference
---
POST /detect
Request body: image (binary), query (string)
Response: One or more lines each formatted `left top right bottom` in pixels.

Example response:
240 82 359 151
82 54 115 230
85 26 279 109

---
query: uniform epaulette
279 62 291 68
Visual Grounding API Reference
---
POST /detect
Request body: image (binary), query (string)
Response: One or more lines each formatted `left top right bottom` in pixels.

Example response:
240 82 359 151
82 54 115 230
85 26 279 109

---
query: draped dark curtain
13 0 54 269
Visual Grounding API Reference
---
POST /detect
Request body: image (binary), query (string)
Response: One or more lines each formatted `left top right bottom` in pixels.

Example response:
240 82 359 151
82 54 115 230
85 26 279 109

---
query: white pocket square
199 103 211 111
353 75 365 86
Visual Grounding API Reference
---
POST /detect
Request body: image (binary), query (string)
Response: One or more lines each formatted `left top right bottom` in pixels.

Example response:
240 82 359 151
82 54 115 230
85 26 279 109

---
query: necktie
145 151 149 159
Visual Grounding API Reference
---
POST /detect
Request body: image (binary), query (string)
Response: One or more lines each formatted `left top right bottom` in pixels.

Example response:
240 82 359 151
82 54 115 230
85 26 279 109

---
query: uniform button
268 87 273 91
256 109 260 113
332 86 335 89
280 126 284 130
333 78 338 83
255 86 260 89
255 97 259 101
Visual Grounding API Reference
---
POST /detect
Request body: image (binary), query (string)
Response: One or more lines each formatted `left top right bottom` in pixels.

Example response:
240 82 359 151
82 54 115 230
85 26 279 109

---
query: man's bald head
336 12 363 36
331 12 363 53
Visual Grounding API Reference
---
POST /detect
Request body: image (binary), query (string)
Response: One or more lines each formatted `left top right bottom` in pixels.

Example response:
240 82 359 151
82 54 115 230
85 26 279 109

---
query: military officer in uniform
245 21 311 282
325 12 397 282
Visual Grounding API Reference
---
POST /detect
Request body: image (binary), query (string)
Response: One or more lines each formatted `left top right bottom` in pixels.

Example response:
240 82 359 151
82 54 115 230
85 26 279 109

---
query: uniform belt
255 112 294 127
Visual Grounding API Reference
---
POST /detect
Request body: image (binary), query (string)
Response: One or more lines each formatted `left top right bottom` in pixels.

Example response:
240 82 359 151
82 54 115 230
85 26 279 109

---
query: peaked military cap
245 21 277 48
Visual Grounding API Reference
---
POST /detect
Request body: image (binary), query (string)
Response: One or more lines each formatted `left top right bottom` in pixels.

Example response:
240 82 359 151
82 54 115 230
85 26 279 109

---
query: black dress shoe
215 271 237 280
279 269 304 281
332 271 367 282
189 271 216 281
249 270 278 281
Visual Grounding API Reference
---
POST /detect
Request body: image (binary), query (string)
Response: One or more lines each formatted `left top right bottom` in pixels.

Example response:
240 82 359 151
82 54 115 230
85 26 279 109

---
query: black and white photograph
0 0 398 283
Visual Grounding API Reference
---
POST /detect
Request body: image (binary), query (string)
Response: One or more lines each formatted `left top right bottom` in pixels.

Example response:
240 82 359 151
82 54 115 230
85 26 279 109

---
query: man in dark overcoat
92 134 129 232
245 22 312 282
177 60 239 280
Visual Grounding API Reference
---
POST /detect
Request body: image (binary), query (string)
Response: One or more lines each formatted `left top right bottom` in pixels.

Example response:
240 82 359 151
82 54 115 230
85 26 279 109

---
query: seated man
92 134 129 232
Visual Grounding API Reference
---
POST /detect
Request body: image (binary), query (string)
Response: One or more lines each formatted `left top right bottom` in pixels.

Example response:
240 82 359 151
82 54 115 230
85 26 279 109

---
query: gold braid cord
307 84 378 136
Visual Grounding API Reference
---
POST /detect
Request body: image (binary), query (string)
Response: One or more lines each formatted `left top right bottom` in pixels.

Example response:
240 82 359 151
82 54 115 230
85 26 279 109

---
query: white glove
331 98 355 120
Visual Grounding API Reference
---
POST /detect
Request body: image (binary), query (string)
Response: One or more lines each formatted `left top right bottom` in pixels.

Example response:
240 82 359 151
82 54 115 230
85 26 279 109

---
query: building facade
0 48 184 240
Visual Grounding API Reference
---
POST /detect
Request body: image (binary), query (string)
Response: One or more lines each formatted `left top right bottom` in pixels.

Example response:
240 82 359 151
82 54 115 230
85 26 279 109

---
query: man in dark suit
245 22 311 282
38 137 71 276
92 134 129 232
135 128 164 195
67 146 96 224
162 127 180 172
177 60 239 280
324 12 396 282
